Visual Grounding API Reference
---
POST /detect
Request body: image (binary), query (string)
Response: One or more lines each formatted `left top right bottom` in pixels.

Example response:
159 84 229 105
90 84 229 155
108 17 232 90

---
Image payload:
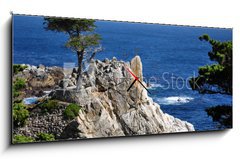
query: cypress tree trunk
76 50 84 91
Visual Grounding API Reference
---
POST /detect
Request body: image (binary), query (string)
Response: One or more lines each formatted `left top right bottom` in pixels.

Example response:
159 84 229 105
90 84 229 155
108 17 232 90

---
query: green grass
13 103 29 127
13 133 55 144
64 103 81 120
13 87 21 98
36 133 55 141
13 78 26 91
13 135 35 144
40 99 59 112
12 78 26 98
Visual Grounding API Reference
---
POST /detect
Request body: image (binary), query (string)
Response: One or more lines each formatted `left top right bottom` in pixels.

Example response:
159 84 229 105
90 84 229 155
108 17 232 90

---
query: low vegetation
40 99 59 112
64 103 81 120
13 135 35 144
13 77 26 98
13 78 26 90
13 64 27 74
13 102 29 127
13 133 55 144
36 133 55 141
13 88 21 98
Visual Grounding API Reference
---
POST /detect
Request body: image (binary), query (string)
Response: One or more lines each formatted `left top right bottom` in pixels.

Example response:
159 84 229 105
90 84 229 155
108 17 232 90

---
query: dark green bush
64 103 81 120
13 103 29 127
13 135 35 144
40 100 59 112
13 99 23 103
13 78 26 91
13 64 27 74
190 35 232 95
13 87 21 98
199 34 210 41
36 133 55 141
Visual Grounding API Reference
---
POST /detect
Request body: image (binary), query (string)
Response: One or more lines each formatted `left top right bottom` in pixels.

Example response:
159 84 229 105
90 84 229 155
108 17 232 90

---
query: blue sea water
13 15 232 131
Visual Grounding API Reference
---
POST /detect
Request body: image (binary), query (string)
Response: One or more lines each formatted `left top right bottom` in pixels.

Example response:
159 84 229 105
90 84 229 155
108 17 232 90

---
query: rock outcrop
52 56 194 138
13 64 64 97
130 55 143 81
13 56 194 140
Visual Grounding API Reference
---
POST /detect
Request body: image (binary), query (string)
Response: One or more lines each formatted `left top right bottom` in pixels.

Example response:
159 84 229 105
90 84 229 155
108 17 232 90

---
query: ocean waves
154 96 194 105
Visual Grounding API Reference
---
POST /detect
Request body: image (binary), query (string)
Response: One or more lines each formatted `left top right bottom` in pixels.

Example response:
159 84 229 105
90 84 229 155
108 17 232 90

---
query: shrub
36 133 55 141
64 103 81 120
13 135 35 144
13 103 29 127
13 99 23 103
13 64 27 74
190 35 232 95
13 87 21 98
199 34 210 41
13 78 26 91
40 99 59 112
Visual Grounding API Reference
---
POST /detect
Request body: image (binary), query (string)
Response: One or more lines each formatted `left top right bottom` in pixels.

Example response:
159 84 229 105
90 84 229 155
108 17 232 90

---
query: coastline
12 56 194 143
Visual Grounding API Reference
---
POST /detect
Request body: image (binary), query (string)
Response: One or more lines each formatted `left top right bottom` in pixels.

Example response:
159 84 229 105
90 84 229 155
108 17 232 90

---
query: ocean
13 15 232 131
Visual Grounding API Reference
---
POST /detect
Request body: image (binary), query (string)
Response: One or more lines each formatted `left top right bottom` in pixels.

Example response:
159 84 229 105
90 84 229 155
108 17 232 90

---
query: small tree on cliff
190 34 232 127
44 17 102 89
189 34 232 95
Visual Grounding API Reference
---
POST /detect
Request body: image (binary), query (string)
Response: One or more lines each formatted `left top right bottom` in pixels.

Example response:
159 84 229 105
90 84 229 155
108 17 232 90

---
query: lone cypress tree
44 17 102 89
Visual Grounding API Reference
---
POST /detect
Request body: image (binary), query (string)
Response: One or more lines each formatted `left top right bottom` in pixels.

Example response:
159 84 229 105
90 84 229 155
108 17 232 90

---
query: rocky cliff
13 56 194 140
52 56 194 138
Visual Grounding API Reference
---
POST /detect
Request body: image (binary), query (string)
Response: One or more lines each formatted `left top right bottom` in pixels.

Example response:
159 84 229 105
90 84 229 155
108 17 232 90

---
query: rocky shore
13 56 194 141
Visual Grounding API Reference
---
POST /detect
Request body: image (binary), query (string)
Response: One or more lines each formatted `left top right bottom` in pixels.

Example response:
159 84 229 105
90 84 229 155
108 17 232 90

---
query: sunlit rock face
52 56 195 138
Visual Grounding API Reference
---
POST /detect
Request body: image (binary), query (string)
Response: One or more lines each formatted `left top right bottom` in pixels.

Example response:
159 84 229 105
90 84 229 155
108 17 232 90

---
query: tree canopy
44 17 101 53
44 18 96 36
44 17 102 89
189 34 232 95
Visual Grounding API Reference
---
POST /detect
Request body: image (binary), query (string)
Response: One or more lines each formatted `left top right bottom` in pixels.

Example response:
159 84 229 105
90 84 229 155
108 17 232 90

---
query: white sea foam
155 96 194 105
148 83 164 90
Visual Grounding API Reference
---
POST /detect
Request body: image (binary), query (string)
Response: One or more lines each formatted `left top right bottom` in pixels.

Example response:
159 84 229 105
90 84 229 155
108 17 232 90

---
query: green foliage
44 18 96 35
13 64 27 74
65 34 101 52
13 103 29 127
13 87 21 98
13 99 23 103
13 133 55 144
13 78 26 91
189 34 232 94
12 78 26 98
36 133 55 141
64 103 81 120
40 99 59 112
199 34 210 41
44 17 101 53
13 135 35 144
208 41 232 65
198 64 224 75
12 77 28 127
44 17 102 81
